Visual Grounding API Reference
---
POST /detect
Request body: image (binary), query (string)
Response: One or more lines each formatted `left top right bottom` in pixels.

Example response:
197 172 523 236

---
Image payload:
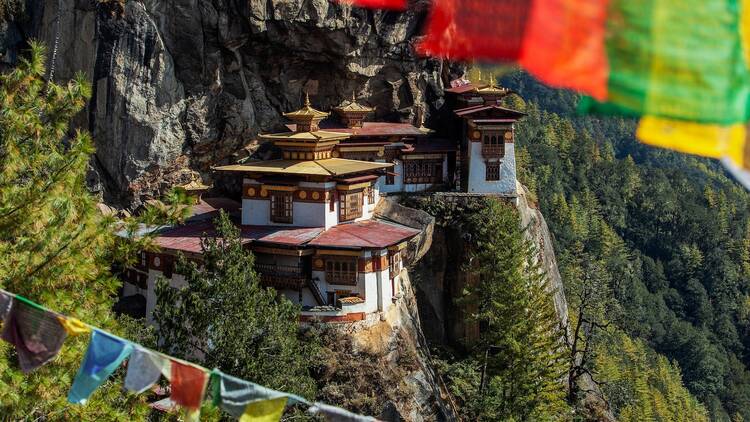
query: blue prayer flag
68 329 133 404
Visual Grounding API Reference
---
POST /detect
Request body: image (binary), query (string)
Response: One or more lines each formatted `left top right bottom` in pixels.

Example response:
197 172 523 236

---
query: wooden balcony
256 263 308 290
481 145 505 158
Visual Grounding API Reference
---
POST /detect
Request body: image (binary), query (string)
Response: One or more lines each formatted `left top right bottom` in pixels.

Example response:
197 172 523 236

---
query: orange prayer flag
417 0 530 61
170 361 209 411
519 0 610 100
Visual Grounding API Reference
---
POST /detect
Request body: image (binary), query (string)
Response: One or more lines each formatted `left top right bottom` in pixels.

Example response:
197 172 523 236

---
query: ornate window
367 185 376 203
325 257 358 285
270 192 293 223
388 251 401 280
486 161 501 181
403 159 444 184
339 190 363 221
482 131 506 157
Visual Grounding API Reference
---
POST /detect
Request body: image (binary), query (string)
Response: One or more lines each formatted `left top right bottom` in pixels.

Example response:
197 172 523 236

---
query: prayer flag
57 316 91 336
0 290 12 324
338 0 407 10
417 0 530 61
68 330 133 404
518 0 609 100
239 397 288 422
212 369 306 417
308 402 379 421
170 360 208 411
1 296 68 373
124 347 170 394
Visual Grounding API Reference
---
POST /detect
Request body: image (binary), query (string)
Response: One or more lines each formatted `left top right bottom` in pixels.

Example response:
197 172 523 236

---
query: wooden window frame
325 257 358 285
386 173 395 185
367 185 376 204
485 161 501 181
270 191 293 223
388 251 400 280
482 131 505 157
404 159 444 184
339 190 363 222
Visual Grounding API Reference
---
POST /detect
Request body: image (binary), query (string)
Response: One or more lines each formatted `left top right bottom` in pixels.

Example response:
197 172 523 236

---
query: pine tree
152 211 318 399
462 199 569 421
0 42 150 418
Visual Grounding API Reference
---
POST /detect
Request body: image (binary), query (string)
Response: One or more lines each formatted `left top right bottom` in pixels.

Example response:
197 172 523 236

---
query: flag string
0 288 377 421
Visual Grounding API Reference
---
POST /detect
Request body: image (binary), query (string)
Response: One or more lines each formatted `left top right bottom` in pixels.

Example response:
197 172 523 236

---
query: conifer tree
462 199 569 421
153 211 318 399
0 42 151 418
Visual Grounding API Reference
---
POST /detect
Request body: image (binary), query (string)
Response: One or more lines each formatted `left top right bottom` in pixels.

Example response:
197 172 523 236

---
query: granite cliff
0 0 459 207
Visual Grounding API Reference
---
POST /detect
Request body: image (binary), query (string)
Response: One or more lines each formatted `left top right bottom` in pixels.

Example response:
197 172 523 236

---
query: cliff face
1 0 456 207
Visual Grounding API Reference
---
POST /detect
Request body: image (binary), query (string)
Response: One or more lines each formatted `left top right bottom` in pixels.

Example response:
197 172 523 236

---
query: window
270 192 293 223
329 191 335 212
339 190 363 221
482 131 505 157
367 185 375 203
486 161 501 181
388 251 401 280
325 257 358 285
386 173 395 185
403 159 444 184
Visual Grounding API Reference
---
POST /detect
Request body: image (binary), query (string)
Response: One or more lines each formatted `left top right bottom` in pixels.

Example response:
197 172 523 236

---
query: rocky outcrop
1 0 459 208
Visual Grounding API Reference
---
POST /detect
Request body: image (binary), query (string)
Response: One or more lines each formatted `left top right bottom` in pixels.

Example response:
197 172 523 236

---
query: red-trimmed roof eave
454 104 527 119
445 83 481 94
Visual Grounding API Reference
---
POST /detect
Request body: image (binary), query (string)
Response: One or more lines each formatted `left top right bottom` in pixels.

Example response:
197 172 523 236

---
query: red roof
445 83 479 94
286 122 423 137
309 220 420 249
152 219 418 253
410 139 457 153
189 198 241 220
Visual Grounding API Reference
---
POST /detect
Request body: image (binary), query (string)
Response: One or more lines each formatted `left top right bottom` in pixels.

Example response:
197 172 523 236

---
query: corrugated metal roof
454 104 526 118
309 220 420 249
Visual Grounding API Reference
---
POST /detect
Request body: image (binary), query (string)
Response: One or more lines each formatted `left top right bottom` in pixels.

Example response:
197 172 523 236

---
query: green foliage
410 197 569 421
596 330 709 422
504 71 750 420
152 212 318 400
0 42 149 419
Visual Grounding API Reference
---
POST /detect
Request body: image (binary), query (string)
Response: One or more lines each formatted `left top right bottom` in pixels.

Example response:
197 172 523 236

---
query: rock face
0 0 458 208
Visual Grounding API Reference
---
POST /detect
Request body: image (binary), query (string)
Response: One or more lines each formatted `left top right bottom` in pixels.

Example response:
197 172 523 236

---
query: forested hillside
503 72 750 420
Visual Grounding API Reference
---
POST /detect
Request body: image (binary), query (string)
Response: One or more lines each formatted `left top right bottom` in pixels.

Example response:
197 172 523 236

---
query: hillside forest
503 71 750 421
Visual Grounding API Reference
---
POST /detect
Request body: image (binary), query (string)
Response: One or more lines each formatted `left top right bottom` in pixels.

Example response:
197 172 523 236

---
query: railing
256 263 307 290
481 145 505 157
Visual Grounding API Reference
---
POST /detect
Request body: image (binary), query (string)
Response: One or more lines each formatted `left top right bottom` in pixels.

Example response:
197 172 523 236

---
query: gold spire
283 92 330 132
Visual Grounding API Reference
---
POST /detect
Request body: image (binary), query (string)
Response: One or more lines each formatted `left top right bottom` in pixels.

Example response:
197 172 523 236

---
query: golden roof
283 93 330 120
475 83 510 96
178 179 211 191
214 158 392 177
259 130 350 142
335 92 375 114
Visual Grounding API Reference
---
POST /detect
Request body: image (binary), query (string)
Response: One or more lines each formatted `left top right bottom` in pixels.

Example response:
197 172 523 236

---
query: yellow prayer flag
239 397 288 422
56 316 91 336
636 116 747 168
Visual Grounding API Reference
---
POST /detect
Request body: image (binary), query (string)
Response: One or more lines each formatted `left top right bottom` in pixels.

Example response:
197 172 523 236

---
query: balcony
255 263 308 290
481 145 505 158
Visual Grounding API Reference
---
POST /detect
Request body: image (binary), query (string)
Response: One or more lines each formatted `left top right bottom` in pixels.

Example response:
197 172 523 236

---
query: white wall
379 155 450 194
466 142 517 195
242 198 271 226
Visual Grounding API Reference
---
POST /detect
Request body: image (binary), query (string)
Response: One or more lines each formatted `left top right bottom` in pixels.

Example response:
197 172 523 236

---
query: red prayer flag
417 0 531 61
519 0 610 100
170 361 208 410
338 0 407 10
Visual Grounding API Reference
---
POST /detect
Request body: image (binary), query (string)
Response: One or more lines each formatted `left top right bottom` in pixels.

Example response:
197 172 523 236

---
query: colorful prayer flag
518 0 609 100
337 0 407 10
417 0 530 61
1 296 68 373
212 369 306 418
170 360 209 411
124 347 170 394
239 397 288 422
68 330 133 404
308 402 379 421
57 316 91 336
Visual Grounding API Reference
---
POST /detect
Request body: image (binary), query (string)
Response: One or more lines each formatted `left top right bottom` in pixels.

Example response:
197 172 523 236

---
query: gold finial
304 91 311 107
